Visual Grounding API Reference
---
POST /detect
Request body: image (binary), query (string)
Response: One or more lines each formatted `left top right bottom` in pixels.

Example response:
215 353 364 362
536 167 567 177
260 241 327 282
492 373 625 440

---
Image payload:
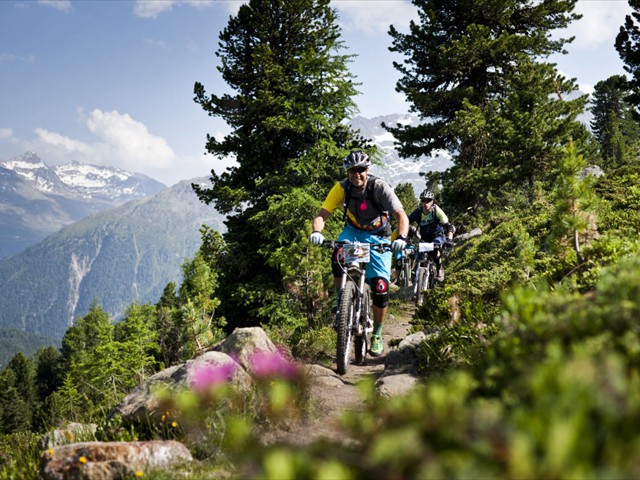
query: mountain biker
309 151 410 357
406 188 455 281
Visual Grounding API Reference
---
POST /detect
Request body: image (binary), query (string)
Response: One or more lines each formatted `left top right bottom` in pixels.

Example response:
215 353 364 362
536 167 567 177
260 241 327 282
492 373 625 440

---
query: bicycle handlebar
320 239 392 253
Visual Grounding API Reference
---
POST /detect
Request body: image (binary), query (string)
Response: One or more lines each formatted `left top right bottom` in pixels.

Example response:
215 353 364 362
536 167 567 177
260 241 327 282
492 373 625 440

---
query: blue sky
0 0 633 186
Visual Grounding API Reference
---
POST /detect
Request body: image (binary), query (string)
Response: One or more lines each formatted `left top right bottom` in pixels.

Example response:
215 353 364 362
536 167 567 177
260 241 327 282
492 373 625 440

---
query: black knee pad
370 277 389 308
331 247 345 277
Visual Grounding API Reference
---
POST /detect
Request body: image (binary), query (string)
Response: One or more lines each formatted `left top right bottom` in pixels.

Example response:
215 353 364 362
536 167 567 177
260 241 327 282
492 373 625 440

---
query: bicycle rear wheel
354 283 371 365
336 282 356 375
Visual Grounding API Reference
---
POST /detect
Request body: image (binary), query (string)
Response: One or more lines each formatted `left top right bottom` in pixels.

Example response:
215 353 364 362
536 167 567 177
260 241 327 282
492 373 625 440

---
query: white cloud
37 0 72 12
14 109 179 181
35 128 92 154
133 0 219 19
333 0 418 35
134 1 174 18
84 109 175 170
0 53 35 64
560 1 632 50
0 128 14 140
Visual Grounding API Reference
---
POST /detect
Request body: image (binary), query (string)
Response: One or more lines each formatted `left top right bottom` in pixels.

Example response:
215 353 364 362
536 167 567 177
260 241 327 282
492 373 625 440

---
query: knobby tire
429 261 438 290
415 266 429 307
336 282 356 375
402 260 411 288
354 283 371 365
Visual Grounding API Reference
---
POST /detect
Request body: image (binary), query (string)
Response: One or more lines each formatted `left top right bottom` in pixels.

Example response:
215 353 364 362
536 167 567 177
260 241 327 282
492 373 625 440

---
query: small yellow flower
171 421 177 428
161 415 166 421
136 471 144 477
47 449 54 455
78 456 87 464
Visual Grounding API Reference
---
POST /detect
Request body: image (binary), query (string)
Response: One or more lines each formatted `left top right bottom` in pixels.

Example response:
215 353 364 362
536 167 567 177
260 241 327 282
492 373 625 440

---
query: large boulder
109 327 276 426
211 326 279 371
40 440 192 480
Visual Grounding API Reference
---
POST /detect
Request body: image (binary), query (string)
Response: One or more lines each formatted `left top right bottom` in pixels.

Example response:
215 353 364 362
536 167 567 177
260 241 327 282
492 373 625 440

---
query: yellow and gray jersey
321 177 403 233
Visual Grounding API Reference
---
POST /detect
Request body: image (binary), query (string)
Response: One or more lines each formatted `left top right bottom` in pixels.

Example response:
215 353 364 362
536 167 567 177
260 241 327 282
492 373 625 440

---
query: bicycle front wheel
415 266 429 307
402 259 412 288
336 282 356 375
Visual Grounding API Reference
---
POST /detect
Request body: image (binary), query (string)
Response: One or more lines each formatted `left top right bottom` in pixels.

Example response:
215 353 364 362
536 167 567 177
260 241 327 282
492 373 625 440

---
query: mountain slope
0 152 166 259
349 114 453 193
0 178 225 339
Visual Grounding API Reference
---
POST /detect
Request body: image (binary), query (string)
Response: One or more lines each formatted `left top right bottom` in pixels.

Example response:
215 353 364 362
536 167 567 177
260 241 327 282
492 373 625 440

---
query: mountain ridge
0 152 166 259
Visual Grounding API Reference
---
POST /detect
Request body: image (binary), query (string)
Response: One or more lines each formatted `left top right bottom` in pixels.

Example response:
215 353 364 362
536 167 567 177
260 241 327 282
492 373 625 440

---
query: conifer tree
193 0 369 327
0 369 30 433
155 282 181 366
394 183 418 214
549 141 598 263
590 75 640 166
615 0 640 117
112 303 161 390
0 353 35 433
386 0 588 213
34 346 62 402
58 302 114 417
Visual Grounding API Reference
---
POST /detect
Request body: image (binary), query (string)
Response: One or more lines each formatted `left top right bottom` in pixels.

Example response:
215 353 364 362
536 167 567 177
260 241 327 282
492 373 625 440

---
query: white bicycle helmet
343 151 371 170
420 189 435 201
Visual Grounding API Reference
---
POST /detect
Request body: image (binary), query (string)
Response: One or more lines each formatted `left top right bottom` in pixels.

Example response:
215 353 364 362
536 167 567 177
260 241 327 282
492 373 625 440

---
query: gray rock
376 331 431 397
212 326 279 371
453 228 483 243
376 373 420 398
40 440 192 480
578 165 604 179
109 327 277 425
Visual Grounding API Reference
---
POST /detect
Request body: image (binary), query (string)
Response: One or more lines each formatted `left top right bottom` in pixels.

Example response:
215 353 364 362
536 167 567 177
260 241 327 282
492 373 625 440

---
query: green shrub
0 432 40 480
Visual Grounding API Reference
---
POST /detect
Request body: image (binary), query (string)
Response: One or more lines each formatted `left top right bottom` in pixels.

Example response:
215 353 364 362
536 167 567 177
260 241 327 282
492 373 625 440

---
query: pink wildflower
191 362 237 391
250 349 299 379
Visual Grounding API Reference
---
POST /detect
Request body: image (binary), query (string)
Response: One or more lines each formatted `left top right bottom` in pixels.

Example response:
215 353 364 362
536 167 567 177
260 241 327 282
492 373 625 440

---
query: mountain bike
393 244 416 288
413 242 441 307
321 240 391 375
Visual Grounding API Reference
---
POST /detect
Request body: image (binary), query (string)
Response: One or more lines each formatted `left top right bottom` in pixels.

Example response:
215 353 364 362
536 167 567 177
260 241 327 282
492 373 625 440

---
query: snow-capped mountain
349 114 453 194
1 152 165 201
0 152 166 259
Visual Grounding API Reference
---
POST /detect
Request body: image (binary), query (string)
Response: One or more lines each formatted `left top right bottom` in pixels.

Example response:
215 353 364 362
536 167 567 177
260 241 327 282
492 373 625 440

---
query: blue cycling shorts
338 224 392 281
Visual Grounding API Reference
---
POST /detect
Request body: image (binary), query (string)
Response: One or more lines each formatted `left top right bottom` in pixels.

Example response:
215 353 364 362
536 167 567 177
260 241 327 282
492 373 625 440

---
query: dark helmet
420 189 434 201
343 151 371 170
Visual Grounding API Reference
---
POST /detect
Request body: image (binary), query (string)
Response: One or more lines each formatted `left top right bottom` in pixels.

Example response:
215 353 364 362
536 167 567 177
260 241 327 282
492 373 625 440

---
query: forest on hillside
4 0 640 477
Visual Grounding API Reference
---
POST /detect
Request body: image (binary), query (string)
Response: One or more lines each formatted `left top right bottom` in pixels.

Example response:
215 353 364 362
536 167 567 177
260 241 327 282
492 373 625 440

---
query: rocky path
261 296 416 447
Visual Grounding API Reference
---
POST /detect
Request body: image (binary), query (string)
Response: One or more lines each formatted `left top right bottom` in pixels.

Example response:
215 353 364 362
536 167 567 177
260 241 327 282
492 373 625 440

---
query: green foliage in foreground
231 255 640 480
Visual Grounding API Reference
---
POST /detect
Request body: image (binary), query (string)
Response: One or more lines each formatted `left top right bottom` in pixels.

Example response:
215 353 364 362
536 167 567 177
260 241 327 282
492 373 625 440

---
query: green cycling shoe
370 334 384 357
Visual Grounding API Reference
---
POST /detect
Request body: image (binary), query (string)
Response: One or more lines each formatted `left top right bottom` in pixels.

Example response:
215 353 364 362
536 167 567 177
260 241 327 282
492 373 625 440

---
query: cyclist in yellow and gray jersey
309 151 409 357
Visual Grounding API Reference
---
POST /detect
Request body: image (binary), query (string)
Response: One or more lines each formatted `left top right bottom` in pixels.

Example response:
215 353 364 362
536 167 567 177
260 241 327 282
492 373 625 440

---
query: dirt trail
261 294 416 447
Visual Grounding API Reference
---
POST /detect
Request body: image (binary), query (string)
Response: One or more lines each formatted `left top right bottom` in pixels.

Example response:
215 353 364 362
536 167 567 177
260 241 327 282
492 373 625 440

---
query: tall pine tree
193 0 369 327
386 0 588 214
616 0 640 118
590 75 640 166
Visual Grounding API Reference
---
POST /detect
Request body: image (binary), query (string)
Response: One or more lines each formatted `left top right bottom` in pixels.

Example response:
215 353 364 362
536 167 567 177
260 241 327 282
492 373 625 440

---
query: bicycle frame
321 240 388 374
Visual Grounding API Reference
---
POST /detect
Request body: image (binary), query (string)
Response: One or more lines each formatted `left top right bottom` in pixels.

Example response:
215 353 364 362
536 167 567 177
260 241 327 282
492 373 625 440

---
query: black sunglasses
348 167 368 174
